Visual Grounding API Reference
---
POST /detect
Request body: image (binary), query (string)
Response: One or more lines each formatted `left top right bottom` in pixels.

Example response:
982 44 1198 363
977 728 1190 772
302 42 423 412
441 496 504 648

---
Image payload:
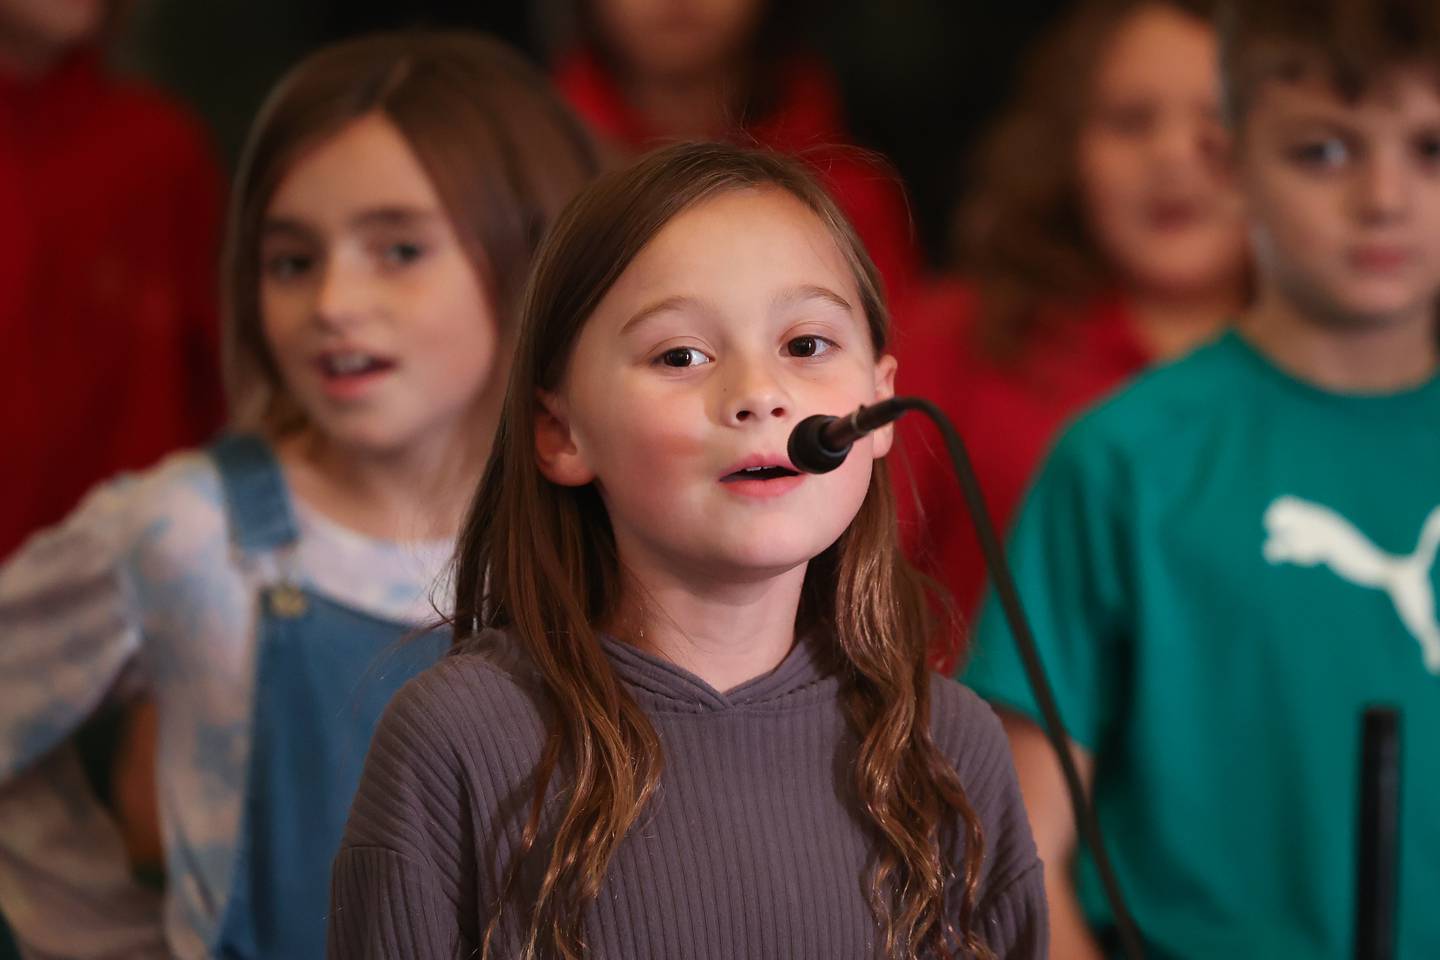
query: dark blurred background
113 0 1071 269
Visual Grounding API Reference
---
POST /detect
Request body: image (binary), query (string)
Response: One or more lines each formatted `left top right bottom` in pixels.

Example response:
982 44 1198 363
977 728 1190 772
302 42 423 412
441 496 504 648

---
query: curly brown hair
454 141 990 959
957 0 1217 360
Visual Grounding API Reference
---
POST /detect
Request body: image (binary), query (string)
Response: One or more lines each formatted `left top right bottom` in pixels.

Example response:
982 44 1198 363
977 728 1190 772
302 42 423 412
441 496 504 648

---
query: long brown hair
222 30 600 435
958 0 1215 359
454 141 989 959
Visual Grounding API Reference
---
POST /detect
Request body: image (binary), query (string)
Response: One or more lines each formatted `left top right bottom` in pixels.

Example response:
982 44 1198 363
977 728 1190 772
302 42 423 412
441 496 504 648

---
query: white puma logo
1262 496 1440 675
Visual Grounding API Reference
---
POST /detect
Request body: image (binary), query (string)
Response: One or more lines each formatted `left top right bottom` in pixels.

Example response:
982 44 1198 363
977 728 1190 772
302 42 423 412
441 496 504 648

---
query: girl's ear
534 389 596 486
870 353 899 459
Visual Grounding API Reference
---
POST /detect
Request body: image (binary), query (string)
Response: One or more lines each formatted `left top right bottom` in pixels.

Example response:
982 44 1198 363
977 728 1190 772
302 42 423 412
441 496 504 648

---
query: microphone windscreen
788 415 849 474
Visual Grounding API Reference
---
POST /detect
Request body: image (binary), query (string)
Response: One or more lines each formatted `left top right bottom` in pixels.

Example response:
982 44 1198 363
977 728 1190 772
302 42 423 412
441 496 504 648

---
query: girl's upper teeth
330 353 373 374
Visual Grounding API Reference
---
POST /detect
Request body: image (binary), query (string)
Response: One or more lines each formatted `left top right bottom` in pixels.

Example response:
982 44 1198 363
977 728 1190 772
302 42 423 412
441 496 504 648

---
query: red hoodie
890 280 1150 666
0 52 226 559
554 50 921 308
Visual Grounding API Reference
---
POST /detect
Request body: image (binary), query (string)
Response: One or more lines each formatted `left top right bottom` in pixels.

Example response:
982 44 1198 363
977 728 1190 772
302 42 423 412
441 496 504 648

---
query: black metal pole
1354 706 1401 960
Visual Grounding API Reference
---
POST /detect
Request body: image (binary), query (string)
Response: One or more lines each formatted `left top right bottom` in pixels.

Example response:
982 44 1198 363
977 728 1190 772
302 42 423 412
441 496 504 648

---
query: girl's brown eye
658 346 710 367
786 335 833 358
1095 101 1157 138
380 241 426 266
265 253 313 281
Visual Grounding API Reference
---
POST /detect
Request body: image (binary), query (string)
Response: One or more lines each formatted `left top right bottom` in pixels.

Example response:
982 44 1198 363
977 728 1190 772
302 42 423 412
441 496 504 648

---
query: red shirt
890 280 1150 666
0 52 225 559
554 50 921 307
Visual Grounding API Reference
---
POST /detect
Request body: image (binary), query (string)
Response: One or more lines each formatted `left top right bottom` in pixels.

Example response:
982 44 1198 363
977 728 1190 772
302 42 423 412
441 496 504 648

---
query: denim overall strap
209 434 299 554
208 435 444 960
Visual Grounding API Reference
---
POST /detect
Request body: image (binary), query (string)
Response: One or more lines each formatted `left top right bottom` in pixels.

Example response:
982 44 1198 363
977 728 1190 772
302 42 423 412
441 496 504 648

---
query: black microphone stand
884 397 1147 960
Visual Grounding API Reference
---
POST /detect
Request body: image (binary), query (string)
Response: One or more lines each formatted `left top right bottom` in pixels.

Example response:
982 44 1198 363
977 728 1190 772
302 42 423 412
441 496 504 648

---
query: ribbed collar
467 628 845 715
599 633 841 715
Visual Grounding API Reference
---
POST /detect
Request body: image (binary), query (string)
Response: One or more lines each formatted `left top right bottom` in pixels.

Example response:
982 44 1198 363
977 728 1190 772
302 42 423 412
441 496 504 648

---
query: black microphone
788 398 912 473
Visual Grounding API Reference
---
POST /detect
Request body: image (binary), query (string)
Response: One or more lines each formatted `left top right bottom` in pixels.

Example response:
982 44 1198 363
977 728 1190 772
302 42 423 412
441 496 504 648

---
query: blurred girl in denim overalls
0 30 597 959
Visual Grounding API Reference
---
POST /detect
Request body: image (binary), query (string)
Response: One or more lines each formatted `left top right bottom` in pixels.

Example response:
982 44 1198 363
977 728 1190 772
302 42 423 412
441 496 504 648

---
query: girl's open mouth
721 465 800 482
318 351 397 378
313 350 398 399
719 462 804 499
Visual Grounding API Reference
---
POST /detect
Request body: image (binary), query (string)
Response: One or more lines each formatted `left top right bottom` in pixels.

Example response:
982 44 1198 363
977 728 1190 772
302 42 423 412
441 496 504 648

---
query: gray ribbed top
327 632 1046 958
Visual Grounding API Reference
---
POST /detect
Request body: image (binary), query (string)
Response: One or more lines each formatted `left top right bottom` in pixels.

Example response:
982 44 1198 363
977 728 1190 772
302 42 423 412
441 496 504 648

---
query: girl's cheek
634 416 711 461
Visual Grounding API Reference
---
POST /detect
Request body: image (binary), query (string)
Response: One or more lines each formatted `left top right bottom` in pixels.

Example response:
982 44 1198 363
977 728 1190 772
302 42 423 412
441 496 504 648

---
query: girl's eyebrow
620 295 713 334
620 284 854 336
350 205 443 229
260 206 442 240
260 218 315 242
772 284 854 314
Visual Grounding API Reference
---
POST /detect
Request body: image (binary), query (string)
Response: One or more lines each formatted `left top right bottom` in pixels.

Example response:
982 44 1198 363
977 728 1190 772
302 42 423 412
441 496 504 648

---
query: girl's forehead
608 187 860 305
1093 7 1216 97
266 114 442 222
550 182 884 391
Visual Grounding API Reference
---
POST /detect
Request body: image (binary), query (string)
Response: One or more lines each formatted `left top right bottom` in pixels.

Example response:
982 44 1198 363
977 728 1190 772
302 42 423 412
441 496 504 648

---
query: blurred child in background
0 31 597 959
894 0 1249 639
0 0 225 561
553 0 922 303
965 0 1440 953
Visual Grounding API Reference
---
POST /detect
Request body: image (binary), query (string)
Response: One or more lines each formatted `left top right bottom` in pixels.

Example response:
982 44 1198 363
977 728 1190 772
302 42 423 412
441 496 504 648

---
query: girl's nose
312 259 367 330
1151 113 1218 176
723 362 792 426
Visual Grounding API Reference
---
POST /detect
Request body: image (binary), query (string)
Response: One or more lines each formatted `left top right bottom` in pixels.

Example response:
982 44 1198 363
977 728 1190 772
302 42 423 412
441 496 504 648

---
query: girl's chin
300 419 429 461
1125 259 1242 297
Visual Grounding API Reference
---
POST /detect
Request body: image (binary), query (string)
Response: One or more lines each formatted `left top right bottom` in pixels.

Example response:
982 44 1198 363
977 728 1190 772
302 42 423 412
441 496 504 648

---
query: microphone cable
790 396 1146 960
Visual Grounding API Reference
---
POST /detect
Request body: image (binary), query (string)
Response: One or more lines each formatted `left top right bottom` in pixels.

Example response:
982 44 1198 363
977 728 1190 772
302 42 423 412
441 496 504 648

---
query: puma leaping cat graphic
1262 496 1440 675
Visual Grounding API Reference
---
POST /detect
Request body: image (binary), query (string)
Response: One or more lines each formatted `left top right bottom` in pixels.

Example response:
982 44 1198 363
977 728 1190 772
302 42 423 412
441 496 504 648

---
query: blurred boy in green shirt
963 0 1440 956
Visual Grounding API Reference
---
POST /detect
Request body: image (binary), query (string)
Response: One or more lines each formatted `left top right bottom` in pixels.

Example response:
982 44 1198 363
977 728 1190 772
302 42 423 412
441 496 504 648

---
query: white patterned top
0 448 453 959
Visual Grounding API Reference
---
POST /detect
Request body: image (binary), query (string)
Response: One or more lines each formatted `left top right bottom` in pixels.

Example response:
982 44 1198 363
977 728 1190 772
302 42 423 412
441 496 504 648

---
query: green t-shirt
964 330 1440 959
